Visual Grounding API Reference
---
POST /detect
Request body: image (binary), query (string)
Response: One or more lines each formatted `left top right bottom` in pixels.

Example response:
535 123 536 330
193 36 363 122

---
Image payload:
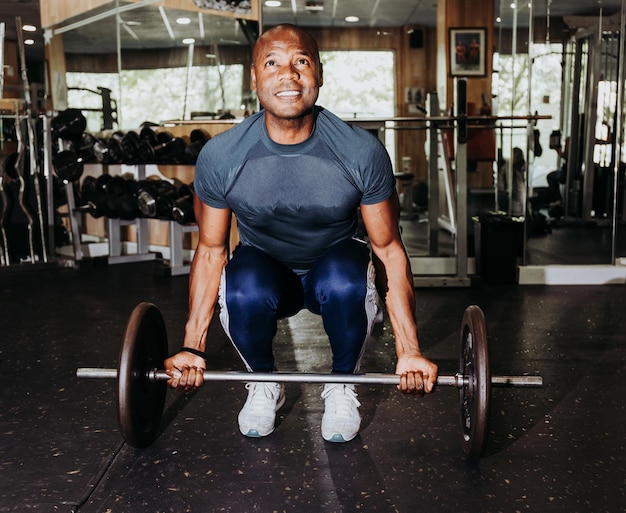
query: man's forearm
377 247 422 358
183 245 229 351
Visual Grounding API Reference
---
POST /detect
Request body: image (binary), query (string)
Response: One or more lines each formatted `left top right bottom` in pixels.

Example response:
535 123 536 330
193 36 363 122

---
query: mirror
56 0 258 131
523 8 625 267
400 2 536 273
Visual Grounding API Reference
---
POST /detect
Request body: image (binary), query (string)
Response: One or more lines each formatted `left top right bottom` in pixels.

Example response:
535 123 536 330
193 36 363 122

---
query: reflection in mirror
523 7 626 267
492 0 532 218
61 1 257 131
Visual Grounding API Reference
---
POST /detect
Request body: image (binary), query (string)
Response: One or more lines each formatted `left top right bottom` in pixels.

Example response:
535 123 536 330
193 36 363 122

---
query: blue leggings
218 239 377 373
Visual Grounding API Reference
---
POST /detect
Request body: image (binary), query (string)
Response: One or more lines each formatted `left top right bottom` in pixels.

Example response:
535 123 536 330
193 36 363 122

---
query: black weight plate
52 150 84 182
459 305 491 458
117 302 168 448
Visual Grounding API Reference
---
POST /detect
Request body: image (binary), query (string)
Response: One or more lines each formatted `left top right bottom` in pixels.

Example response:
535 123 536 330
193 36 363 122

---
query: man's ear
251 64 257 90
318 63 324 87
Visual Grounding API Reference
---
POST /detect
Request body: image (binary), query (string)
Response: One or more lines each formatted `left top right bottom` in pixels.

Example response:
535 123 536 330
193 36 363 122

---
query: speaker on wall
409 29 424 49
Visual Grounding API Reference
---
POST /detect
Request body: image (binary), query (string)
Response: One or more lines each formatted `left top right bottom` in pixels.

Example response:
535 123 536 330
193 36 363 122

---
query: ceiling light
496 16 502 23
265 1 281 6
182 38 195 44
176 17 191 25
24 39 35 45
345 16 359 23
305 1 324 12
22 24 37 32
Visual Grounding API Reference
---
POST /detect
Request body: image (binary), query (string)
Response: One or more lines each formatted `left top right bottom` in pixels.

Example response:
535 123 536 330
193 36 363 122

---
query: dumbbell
105 132 129 164
89 136 119 165
138 130 186 164
172 183 195 224
78 174 137 219
53 133 106 182
183 128 211 165
120 131 142 164
104 174 140 220
52 150 85 183
136 179 180 220
51 109 87 140
79 174 111 218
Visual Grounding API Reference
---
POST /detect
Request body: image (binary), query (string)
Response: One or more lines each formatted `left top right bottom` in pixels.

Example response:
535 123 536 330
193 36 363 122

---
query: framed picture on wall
449 27 487 77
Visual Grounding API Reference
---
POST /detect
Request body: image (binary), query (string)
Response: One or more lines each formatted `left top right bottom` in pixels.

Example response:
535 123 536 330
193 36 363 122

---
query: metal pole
76 368 544 388
183 42 194 120
428 93 440 256
455 78 468 281
0 22 5 98
610 0 626 263
16 17 48 263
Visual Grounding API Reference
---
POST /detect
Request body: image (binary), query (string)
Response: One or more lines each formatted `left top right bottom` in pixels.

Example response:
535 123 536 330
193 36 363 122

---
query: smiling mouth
275 90 301 97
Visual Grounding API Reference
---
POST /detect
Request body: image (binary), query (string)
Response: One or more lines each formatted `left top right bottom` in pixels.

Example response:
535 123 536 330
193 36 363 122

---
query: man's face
251 26 323 121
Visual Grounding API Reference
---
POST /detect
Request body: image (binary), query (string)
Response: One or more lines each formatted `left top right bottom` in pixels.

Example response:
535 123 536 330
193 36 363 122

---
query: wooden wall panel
439 0 494 109
437 0 495 187
1 41 21 99
41 0 113 28
41 0 260 28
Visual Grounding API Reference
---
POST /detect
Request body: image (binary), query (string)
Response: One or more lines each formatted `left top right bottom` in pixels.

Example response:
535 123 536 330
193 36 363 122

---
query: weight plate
459 305 491 458
117 302 168 448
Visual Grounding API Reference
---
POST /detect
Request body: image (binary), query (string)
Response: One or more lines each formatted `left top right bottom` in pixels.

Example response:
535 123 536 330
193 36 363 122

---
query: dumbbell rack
62 163 197 274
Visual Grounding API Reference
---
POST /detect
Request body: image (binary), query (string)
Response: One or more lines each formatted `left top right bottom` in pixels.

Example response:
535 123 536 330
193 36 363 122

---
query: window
317 50 395 118
67 64 244 131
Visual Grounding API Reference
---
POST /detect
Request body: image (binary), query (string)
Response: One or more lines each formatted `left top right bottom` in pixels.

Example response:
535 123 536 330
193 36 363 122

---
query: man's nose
278 63 300 80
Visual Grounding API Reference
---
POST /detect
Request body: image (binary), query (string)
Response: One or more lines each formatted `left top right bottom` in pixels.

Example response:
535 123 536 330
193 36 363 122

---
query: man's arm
360 192 438 395
164 195 232 390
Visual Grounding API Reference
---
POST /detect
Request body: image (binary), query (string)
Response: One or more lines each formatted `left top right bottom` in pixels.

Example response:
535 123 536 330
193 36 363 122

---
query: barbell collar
76 368 542 388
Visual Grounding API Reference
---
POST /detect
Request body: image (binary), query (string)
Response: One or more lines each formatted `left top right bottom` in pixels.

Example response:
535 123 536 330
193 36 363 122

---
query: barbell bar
76 302 543 458
76 368 542 388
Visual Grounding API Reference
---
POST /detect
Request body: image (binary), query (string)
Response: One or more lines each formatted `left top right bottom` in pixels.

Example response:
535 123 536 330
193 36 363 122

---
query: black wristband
180 347 207 360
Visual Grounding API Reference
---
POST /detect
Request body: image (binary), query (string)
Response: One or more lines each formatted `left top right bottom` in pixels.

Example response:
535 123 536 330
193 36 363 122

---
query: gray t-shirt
194 106 395 271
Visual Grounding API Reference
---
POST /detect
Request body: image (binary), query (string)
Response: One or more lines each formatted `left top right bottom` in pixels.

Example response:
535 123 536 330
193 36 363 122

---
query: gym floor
1 259 624 512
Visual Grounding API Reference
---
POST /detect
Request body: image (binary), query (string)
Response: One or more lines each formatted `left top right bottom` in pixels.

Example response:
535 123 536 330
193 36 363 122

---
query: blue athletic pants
218 239 377 373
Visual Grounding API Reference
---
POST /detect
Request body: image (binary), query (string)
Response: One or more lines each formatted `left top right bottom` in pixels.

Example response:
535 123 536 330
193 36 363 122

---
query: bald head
253 24 321 69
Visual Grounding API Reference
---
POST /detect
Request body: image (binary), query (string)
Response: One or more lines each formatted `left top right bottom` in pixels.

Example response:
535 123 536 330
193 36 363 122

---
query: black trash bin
474 212 524 284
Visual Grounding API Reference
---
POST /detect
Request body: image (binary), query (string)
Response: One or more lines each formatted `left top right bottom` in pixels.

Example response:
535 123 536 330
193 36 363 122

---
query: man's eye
265 60 276 67
296 58 310 65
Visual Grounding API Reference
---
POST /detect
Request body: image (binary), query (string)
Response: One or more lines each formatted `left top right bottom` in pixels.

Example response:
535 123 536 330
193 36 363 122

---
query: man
165 24 438 443
547 136 569 205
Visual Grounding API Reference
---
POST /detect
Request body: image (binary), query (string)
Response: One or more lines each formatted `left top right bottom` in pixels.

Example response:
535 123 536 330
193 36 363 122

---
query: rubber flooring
0 260 624 512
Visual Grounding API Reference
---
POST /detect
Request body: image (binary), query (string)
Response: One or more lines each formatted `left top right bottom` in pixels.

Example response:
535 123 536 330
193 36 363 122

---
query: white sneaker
321 383 362 442
238 382 285 437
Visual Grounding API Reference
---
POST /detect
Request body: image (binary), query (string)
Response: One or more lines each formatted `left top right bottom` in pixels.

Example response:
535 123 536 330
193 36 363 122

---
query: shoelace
245 383 280 415
322 385 361 418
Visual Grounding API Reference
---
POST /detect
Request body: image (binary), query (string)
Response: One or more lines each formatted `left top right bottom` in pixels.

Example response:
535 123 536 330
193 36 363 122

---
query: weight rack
60 162 197 274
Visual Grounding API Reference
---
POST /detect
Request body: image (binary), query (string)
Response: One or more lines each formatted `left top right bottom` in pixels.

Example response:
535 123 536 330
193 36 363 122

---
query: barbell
76 302 542 458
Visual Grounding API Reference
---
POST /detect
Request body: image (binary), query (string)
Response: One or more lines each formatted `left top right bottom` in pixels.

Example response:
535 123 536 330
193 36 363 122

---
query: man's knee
225 248 283 310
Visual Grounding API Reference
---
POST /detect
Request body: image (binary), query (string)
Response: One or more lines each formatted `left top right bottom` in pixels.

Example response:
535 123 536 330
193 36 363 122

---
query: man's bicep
360 193 402 250
194 195 232 249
